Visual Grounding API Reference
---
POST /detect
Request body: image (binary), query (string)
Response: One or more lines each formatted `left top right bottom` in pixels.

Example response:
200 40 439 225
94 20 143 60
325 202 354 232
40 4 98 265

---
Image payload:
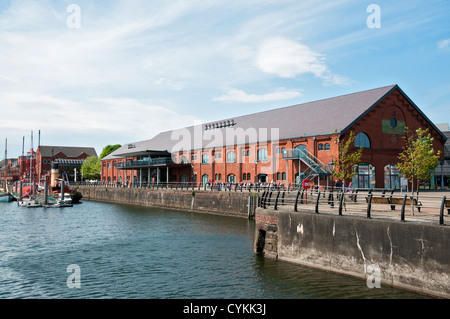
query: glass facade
352 163 376 189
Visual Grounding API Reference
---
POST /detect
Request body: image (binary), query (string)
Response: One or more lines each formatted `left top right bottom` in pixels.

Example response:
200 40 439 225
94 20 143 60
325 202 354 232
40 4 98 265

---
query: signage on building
382 119 406 135
391 166 399 175
359 165 369 175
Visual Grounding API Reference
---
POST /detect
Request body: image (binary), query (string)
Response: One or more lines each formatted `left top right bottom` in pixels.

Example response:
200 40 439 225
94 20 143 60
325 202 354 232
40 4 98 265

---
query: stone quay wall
77 186 257 218
254 207 450 299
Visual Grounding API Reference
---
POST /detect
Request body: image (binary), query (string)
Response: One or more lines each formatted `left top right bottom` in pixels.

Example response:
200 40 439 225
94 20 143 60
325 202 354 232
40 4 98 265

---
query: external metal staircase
282 148 332 185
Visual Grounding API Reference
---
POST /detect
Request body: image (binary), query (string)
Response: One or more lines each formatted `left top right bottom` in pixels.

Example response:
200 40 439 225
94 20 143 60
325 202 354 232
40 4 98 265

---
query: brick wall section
255 210 278 228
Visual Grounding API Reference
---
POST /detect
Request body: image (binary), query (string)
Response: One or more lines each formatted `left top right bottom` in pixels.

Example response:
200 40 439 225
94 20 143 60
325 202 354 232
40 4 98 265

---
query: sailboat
1 138 14 202
18 131 41 207
0 192 14 202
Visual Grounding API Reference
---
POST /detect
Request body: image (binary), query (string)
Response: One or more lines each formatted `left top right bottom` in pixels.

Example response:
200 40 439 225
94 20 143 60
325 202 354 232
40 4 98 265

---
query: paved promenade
265 189 450 226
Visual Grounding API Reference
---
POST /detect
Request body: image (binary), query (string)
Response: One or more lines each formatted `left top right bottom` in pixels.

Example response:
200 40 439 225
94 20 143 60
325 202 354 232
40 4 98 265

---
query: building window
282 172 286 180
324 143 330 150
277 172 281 180
226 151 236 163
384 164 400 190
202 154 209 164
294 144 308 157
257 148 268 161
227 174 235 183
243 150 250 156
218 173 222 180
318 144 324 151
281 147 286 154
180 156 187 164
214 152 222 159
352 163 376 189
355 132 371 148
191 154 197 161
243 173 247 180
390 118 397 128
246 173 251 180
202 174 209 185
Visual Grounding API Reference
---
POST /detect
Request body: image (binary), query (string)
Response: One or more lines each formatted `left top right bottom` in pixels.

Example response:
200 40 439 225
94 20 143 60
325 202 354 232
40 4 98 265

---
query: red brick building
35 145 97 182
101 85 446 189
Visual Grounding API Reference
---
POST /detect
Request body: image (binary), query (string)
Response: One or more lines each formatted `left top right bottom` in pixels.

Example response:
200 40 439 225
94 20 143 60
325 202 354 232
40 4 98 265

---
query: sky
0 0 449 158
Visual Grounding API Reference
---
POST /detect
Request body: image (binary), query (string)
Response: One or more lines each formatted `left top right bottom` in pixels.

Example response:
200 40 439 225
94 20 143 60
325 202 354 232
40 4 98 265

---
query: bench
390 197 422 212
445 199 450 214
365 195 422 212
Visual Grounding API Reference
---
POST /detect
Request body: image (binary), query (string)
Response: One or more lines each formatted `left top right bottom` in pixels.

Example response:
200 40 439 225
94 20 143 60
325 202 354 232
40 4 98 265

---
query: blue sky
0 0 449 157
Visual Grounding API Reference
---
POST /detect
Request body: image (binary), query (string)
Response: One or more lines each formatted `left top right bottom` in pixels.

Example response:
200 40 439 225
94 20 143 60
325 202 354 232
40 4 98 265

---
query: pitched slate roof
38 146 97 158
105 84 443 159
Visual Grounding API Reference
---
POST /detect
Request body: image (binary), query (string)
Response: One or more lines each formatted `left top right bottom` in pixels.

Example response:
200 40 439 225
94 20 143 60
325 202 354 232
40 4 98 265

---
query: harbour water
0 200 428 299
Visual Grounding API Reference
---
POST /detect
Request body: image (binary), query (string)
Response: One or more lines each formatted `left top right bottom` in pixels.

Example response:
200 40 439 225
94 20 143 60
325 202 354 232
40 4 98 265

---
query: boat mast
30 131 33 196
3 138 6 192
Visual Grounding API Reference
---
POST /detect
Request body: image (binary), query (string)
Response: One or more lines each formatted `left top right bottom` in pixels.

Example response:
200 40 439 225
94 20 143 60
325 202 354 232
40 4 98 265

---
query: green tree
331 131 363 189
81 156 101 180
396 127 441 194
99 144 121 159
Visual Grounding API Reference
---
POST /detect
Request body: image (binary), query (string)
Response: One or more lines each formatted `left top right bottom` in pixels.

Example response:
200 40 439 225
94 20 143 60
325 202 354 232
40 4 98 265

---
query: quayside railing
71 180 287 193
260 186 450 226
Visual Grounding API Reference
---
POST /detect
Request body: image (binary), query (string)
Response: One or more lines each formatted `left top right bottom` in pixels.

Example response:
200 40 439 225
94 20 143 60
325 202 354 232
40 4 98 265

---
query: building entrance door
202 174 209 186
258 174 267 183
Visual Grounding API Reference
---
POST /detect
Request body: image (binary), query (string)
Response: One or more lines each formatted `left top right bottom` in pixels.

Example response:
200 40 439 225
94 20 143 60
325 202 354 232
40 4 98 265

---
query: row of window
191 142 339 165
200 149 268 164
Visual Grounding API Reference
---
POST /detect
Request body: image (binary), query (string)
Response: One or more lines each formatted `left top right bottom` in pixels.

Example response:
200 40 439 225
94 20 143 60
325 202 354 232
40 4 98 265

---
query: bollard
366 193 373 218
338 192 344 216
315 190 320 214
261 191 266 208
267 191 273 207
329 188 334 207
294 189 300 212
401 194 407 222
440 196 446 226
274 190 280 210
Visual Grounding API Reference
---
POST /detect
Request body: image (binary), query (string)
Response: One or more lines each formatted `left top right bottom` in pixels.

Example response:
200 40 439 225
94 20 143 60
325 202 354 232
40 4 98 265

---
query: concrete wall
77 186 256 218
254 208 450 298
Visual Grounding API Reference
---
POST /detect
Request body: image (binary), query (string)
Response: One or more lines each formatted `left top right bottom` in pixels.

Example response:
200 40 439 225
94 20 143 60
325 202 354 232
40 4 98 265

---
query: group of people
334 180 353 193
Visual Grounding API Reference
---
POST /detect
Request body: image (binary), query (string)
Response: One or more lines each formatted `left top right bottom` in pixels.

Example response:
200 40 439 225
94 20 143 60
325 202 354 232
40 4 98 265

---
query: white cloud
437 39 450 51
213 88 302 103
0 90 199 155
255 37 349 85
